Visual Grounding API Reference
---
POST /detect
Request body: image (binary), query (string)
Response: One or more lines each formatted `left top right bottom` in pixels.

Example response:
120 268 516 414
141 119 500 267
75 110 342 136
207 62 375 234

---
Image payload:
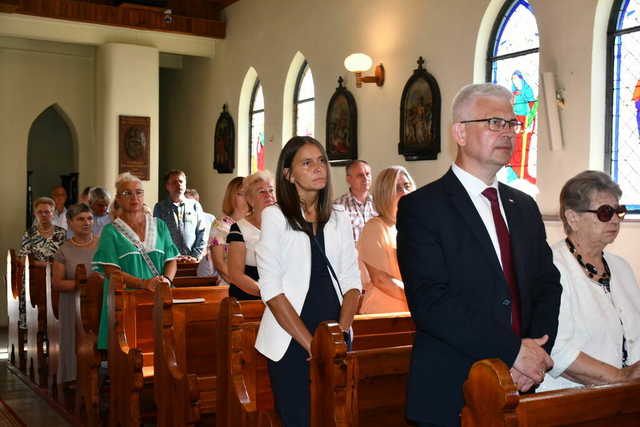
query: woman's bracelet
162 275 174 287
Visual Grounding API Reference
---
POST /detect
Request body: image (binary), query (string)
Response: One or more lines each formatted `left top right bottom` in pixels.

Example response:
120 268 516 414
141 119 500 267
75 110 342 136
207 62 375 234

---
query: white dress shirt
538 240 640 391
52 207 68 230
451 163 509 268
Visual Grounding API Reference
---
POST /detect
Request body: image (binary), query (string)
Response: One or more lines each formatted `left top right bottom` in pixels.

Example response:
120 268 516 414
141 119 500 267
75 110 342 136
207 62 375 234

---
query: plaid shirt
334 191 377 242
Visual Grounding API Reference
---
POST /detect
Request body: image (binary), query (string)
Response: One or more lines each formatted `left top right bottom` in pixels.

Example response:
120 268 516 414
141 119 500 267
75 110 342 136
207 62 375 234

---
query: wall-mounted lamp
344 53 385 88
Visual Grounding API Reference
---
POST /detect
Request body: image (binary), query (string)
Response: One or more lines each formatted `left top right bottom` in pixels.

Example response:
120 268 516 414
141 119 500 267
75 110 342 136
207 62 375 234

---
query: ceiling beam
0 0 226 39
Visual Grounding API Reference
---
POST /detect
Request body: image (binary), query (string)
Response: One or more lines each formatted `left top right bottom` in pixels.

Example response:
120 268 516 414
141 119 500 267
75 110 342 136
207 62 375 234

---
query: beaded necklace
565 238 611 293
565 238 629 366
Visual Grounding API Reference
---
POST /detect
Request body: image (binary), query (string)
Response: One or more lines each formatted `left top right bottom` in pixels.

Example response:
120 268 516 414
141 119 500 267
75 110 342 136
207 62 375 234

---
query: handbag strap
310 234 344 297
112 219 161 277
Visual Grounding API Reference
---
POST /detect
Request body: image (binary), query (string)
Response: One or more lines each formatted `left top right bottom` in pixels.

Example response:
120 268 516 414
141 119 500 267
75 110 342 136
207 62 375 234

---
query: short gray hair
451 83 513 122
559 170 622 234
88 187 111 204
115 172 142 192
66 203 92 222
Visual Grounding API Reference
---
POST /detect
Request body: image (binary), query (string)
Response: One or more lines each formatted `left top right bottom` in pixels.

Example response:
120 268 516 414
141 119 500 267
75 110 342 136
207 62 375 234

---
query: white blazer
254 204 362 361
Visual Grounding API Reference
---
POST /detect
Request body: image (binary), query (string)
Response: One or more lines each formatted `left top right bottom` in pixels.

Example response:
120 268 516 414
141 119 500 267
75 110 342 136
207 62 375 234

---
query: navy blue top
300 226 341 334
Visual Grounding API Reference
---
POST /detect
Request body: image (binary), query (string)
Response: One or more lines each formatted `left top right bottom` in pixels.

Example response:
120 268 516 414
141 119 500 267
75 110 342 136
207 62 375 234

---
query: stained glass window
294 61 315 137
607 0 640 210
488 0 540 197
249 80 265 174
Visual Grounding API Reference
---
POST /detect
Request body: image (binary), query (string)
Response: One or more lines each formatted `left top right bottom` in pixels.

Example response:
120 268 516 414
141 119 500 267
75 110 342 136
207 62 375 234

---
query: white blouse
539 240 640 391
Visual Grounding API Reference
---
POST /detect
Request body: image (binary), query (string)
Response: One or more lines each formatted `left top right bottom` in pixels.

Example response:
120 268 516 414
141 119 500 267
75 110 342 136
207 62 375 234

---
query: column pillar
96 43 159 203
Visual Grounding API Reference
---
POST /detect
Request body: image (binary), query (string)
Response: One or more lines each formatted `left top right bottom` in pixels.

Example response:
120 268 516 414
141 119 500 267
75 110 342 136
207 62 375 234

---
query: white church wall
0 36 96 326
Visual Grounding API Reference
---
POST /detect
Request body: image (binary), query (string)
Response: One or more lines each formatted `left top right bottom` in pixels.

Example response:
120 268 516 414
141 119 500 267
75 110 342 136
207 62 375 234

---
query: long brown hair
276 136 333 236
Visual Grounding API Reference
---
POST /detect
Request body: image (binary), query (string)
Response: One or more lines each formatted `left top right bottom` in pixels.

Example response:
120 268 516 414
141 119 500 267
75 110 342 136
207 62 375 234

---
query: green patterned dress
92 215 179 349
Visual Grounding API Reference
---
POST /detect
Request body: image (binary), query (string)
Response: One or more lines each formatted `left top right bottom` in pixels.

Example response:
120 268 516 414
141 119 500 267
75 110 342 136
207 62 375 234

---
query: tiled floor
0 327 71 427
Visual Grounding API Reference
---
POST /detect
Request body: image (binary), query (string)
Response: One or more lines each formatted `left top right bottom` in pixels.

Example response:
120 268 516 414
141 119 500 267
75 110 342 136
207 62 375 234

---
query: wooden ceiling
0 0 241 39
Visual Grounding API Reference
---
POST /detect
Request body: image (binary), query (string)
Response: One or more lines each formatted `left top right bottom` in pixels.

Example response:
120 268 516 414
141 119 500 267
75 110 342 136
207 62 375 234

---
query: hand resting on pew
102 264 172 292
510 334 554 392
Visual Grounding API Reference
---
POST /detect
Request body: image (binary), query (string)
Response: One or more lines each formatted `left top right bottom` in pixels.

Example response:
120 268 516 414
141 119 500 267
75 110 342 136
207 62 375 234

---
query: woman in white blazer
255 136 362 426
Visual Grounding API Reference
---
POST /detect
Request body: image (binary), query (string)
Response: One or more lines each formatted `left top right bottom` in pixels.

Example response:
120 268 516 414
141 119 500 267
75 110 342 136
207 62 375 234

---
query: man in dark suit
397 83 562 427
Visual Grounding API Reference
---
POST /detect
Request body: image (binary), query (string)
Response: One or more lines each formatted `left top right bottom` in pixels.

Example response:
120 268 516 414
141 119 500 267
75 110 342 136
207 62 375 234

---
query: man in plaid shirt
333 160 377 242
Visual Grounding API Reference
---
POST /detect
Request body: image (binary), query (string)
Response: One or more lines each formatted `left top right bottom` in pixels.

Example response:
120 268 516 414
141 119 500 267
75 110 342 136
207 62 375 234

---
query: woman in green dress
92 172 180 350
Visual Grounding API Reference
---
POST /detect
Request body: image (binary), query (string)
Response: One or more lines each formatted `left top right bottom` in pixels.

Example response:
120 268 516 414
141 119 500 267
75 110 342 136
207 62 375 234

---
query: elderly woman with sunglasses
539 170 640 391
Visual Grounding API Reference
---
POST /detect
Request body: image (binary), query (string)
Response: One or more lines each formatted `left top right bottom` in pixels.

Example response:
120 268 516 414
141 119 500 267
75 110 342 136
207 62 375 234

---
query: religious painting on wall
119 115 150 180
398 57 441 161
326 76 357 166
213 104 235 174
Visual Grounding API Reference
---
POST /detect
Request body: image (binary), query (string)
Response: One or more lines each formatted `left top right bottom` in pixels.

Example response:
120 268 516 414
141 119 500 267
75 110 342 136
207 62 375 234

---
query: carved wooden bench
462 358 640 426
310 313 415 427
74 264 104 427
6 249 26 372
153 282 229 426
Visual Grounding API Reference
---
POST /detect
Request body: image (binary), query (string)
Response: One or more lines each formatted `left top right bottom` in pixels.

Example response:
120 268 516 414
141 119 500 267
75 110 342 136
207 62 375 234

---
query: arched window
487 0 540 196
294 61 315 137
607 0 640 209
249 79 265 174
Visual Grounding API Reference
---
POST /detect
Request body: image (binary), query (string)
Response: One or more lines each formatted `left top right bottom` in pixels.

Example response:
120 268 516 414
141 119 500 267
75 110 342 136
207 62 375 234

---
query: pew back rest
310 317 414 427
351 312 414 350
462 358 640 427
74 264 104 336
173 275 219 287
217 297 278 427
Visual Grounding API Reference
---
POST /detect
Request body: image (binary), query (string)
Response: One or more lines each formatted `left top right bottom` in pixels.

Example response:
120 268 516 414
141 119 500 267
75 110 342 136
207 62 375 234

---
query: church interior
1 0 640 425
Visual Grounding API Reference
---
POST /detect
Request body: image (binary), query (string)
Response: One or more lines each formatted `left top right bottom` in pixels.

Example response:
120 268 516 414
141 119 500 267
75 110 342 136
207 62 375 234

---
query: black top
299 225 341 335
226 222 261 301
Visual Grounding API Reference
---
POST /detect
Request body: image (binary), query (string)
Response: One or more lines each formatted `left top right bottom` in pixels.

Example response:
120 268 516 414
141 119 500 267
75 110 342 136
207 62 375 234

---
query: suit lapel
499 183 529 301
443 170 503 278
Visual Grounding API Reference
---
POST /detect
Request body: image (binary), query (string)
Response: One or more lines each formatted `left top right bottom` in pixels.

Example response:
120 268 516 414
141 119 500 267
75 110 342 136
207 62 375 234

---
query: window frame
486 0 540 82
605 0 640 180
248 78 264 174
293 60 315 136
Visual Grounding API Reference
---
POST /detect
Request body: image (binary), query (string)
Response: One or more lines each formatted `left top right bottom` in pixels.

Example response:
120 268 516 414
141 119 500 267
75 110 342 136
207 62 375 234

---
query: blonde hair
222 177 244 216
372 166 416 222
33 196 55 211
115 172 142 192
243 170 274 207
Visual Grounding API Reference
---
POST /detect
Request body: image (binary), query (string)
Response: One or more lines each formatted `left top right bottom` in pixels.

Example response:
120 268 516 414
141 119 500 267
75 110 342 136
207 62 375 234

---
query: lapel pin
508 198 515 203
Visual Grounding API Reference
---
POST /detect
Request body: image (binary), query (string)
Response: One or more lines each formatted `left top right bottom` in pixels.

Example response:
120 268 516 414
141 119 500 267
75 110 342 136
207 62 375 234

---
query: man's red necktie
482 187 521 336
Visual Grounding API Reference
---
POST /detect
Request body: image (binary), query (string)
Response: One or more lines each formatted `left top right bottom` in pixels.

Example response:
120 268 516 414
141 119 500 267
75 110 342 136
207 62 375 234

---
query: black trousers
268 339 310 427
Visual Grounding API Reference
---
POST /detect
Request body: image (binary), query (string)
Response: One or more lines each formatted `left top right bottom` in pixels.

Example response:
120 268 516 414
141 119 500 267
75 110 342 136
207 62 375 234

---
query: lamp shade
344 53 373 72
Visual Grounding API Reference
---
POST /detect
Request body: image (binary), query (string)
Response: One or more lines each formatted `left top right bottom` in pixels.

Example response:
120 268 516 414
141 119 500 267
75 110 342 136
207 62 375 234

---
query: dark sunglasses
579 204 627 222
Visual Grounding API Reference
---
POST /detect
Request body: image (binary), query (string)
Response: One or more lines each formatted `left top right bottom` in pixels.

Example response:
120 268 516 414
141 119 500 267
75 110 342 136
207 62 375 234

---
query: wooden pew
216 297 279 427
216 301 414 427
6 249 26 372
153 282 229 426
45 263 63 402
25 258 48 387
176 261 199 277
309 314 415 427
74 265 104 427
108 273 228 426
461 358 640 426
173 275 219 287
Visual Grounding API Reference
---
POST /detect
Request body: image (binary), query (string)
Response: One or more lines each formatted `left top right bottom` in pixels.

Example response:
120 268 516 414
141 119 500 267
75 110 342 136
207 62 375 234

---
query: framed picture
326 77 357 166
398 57 441 161
119 115 150 180
213 104 235 173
